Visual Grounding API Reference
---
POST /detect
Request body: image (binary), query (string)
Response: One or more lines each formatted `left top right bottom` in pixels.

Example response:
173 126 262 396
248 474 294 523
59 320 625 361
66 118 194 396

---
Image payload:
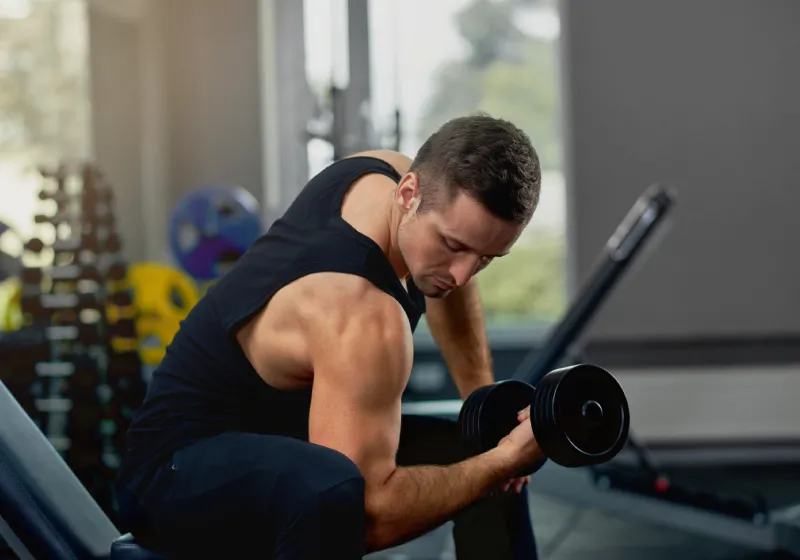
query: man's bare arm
426 279 495 399
307 280 531 551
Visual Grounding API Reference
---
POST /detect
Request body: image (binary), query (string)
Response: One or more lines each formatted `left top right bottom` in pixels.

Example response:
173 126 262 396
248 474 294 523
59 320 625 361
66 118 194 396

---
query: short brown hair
410 113 541 224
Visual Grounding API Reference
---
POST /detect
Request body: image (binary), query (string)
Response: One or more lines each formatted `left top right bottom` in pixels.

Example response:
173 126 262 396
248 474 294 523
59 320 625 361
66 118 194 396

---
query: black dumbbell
21 265 105 285
24 238 46 254
458 364 630 474
107 350 142 379
107 262 127 282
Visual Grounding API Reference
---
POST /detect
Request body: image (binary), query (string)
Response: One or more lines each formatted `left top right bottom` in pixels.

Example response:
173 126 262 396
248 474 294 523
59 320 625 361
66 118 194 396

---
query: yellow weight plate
110 337 140 353
0 278 22 332
127 262 199 322
106 304 137 324
136 314 182 366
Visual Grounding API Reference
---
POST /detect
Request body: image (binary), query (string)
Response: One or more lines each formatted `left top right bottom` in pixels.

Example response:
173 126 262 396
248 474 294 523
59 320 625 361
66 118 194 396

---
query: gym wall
563 0 800 350
88 0 313 263
89 0 269 263
89 8 145 261
560 0 800 447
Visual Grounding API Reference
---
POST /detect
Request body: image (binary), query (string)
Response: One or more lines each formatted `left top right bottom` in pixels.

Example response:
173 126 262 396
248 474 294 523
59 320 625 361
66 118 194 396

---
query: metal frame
528 462 800 557
0 514 35 560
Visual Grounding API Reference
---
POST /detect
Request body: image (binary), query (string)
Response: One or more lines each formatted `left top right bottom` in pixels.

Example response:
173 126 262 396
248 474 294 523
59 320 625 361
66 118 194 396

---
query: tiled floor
367 464 800 559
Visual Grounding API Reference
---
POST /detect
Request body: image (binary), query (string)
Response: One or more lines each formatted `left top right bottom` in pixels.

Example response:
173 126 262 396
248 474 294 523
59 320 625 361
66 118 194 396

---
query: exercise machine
0 371 164 558
502 186 800 557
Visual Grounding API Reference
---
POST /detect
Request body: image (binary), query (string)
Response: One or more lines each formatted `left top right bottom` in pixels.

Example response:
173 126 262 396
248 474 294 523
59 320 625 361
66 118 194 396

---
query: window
369 0 566 327
0 0 91 247
302 0 566 327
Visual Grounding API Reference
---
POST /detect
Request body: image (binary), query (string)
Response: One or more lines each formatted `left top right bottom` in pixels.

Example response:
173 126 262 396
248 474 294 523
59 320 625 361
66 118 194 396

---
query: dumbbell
39 185 113 205
24 233 121 255
20 262 128 285
21 293 103 315
21 265 104 285
458 364 630 474
34 212 116 228
108 350 142 379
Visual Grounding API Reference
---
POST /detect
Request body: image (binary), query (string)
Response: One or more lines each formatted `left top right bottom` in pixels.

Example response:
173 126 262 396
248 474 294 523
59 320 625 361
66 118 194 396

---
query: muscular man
115 114 544 559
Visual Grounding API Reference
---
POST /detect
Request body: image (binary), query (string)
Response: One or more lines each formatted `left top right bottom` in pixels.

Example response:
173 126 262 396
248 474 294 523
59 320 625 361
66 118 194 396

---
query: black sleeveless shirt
117 157 426 489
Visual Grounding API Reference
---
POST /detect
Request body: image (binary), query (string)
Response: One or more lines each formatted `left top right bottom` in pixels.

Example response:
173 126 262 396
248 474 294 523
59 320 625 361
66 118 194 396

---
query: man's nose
449 254 481 287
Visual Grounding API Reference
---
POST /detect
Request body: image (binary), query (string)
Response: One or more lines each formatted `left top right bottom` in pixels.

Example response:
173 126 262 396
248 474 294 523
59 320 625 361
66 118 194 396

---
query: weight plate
136 314 182 366
0 278 22 332
168 186 262 281
0 221 22 282
127 262 199 322
532 364 630 467
476 380 534 454
458 385 481 456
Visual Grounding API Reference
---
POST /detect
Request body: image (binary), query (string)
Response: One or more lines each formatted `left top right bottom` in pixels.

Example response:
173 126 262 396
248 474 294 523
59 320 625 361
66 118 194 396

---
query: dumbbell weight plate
459 380 547 475
458 385 491 456
476 380 533 454
531 364 629 467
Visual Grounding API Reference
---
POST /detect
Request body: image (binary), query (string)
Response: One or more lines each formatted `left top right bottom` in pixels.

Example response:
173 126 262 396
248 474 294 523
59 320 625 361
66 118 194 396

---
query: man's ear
396 172 420 212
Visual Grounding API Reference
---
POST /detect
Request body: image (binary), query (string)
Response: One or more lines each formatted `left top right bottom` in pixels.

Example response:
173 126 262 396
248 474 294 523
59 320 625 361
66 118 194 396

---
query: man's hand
497 406 538 493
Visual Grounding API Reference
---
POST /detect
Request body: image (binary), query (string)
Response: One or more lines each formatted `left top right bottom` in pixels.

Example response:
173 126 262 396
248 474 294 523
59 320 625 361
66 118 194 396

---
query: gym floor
368 463 800 560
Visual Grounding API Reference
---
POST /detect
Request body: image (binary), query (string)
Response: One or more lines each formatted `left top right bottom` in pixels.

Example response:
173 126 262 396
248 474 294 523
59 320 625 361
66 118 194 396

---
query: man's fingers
517 406 531 421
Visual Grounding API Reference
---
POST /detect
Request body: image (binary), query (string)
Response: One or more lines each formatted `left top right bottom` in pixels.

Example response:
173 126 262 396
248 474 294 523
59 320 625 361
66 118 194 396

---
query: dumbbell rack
16 163 146 513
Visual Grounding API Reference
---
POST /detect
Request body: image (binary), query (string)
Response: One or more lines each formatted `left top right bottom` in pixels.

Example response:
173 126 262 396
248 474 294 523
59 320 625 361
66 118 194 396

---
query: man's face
396 176 524 298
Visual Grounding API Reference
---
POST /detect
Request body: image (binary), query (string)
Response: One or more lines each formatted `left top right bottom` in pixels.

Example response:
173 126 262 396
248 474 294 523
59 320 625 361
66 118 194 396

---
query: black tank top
117 157 426 489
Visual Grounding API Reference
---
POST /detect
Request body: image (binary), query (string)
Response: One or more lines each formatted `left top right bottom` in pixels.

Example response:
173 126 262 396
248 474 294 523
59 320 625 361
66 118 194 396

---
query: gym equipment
168 186 262 281
0 378 152 559
7 162 147 517
458 364 629 474
126 262 199 366
135 314 181 366
127 262 199 323
509 190 800 556
0 278 22 332
24 233 118 257
0 220 22 282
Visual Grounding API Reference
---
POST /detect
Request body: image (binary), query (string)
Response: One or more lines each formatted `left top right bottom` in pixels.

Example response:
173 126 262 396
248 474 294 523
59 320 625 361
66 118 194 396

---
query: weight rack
10 163 146 513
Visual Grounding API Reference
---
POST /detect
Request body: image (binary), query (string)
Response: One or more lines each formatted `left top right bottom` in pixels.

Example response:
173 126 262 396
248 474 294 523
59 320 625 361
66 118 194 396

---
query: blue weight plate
169 186 262 280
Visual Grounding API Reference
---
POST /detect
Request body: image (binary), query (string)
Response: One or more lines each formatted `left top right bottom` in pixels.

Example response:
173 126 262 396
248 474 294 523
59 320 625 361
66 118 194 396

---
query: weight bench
0 379 164 559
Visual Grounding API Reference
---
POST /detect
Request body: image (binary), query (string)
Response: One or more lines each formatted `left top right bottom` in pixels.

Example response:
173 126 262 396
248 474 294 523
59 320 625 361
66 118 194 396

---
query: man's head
394 113 541 298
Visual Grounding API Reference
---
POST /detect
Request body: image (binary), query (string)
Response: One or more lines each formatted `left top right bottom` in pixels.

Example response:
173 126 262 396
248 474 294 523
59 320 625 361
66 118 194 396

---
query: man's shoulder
346 150 412 175
297 272 410 334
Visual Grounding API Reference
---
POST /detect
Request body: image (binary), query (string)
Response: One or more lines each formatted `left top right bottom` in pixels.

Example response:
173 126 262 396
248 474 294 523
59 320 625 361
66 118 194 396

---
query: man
115 113 544 559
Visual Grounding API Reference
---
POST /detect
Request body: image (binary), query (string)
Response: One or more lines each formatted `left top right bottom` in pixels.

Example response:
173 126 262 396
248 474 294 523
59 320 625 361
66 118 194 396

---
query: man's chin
418 283 451 299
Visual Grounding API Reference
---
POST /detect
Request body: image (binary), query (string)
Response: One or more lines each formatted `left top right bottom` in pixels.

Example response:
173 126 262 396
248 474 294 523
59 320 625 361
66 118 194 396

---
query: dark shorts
116 416 537 560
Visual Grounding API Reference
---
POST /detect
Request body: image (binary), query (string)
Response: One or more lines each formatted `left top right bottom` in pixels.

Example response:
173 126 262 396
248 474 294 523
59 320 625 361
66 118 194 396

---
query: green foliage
476 236 567 323
477 41 562 170
417 0 562 169
416 0 567 322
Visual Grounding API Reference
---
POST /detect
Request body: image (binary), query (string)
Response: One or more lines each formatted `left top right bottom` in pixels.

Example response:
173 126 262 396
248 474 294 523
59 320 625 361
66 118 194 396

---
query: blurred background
1 0 799 558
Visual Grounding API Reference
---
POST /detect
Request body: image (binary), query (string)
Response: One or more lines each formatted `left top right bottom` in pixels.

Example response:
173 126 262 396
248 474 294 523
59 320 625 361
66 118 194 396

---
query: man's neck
384 196 410 282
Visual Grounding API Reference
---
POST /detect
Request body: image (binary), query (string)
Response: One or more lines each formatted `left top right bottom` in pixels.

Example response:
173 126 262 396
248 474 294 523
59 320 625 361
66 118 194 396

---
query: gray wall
562 0 800 346
89 0 311 261
89 10 145 261
162 0 265 208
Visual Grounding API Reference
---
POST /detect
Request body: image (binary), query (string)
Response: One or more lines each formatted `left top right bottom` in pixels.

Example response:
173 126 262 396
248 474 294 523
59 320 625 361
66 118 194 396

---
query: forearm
365 446 518 551
426 280 494 398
